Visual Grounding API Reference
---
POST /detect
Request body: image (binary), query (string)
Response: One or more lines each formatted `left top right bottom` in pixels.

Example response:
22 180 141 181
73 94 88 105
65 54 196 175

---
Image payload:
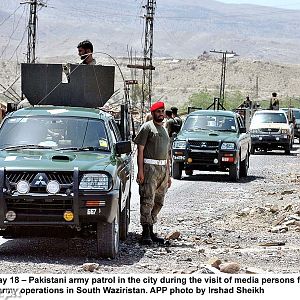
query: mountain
1 0 300 63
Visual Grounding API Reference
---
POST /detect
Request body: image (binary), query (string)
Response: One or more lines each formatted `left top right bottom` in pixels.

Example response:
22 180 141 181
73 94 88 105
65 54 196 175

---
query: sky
218 0 300 10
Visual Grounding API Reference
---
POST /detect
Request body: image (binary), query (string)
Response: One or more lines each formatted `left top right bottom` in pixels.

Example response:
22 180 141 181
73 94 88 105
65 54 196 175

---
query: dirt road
0 143 299 274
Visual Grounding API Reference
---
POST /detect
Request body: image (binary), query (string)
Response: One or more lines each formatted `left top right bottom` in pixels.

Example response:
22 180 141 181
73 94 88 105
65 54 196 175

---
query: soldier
171 106 182 133
165 109 175 137
134 101 172 245
270 92 279 110
77 40 96 65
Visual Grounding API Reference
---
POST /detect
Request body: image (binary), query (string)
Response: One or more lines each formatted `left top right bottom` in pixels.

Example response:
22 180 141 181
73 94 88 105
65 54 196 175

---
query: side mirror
240 127 246 133
115 141 131 155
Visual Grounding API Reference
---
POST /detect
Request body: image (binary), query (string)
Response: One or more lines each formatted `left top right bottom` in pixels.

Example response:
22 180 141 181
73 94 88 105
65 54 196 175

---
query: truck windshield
182 115 237 132
294 110 300 120
252 113 287 124
0 116 109 151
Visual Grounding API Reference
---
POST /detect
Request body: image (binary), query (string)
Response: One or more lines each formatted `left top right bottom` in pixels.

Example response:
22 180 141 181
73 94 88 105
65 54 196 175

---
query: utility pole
210 50 237 107
21 0 46 63
142 0 156 110
255 76 259 99
127 0 156 123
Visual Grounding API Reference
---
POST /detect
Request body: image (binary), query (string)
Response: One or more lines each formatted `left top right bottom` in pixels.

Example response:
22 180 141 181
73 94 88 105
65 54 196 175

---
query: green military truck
172 110 251 181
0 63 132 258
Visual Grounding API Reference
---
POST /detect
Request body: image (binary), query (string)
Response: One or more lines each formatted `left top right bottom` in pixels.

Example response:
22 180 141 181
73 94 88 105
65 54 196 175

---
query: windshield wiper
217 129 237 132
56 146 108 152
1 144 53 151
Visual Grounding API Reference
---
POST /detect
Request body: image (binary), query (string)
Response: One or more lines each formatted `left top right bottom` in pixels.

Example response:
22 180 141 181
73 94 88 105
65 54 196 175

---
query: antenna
21 0 46 63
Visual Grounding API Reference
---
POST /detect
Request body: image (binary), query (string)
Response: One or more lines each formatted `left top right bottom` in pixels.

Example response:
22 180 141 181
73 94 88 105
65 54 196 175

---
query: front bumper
0 168 119 229
172 147 238 171
251 134 290 148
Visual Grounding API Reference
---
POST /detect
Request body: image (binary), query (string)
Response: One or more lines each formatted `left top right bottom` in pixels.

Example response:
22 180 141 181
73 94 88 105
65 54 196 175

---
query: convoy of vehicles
0 60 299 259
249 110 293 154
171 110 251 181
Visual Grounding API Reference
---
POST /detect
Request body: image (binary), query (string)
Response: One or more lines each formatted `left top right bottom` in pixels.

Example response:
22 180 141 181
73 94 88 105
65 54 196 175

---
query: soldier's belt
144 158 167 166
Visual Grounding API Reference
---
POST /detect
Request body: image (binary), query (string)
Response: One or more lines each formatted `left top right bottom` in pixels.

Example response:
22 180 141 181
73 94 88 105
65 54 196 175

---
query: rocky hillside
1 55 300 110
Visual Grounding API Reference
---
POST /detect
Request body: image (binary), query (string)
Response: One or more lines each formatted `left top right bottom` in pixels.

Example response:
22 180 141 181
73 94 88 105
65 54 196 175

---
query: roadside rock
166 230 181 240
219 262 240 274
82 263 99 272
207 257 222 269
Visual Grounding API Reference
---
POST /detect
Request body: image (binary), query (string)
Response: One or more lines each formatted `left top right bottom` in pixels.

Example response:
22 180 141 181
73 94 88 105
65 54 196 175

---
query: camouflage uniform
134 120 170 226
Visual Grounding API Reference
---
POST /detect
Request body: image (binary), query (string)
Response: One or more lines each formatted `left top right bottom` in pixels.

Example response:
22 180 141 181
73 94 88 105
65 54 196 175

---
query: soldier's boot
149 225 165 244
141 225 153 245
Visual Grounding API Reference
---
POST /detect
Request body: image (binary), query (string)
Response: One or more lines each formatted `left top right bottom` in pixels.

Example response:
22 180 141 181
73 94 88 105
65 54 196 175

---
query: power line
0 4 22 27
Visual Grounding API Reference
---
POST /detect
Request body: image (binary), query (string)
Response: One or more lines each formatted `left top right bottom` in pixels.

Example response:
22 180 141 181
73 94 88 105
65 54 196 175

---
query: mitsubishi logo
200 142 207 148
32 173 49 186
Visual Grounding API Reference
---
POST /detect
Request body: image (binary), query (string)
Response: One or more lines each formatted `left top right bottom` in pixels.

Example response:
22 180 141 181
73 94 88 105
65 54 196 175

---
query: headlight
16 180 30 194
281 129 289 134
79 173 110 190
221 142 235 150
46 180 60 194
250 129 259 134
173 140 186 149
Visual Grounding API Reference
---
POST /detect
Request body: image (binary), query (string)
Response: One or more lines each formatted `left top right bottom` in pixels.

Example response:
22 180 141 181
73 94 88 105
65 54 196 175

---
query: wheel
229 157 240 181
285 146 291 155
250 146 255 155
96 209 119 258
172 162 182 179
240 152 249 177
119 191 131 241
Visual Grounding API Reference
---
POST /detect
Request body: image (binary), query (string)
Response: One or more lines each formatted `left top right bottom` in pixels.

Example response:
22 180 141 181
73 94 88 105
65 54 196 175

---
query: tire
96 209 119 259
229 157 240 181
285 145 291 155
240 152 249 177
119 191 131 241
172 162 182 179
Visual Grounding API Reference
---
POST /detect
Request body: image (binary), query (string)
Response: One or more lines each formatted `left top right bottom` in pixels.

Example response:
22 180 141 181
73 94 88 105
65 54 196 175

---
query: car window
110 119 122 141
182 115 237 132
252 112 287 124
294 110 300 119
0 116 109 150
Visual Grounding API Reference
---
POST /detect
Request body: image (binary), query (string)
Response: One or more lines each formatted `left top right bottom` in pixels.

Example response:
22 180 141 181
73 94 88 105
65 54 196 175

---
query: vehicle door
237 115 248 160
109 119 131 210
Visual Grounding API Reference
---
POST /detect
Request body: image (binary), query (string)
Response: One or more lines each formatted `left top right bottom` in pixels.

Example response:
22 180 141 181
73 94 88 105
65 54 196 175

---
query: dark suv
172 110 251 181
0 63 132 259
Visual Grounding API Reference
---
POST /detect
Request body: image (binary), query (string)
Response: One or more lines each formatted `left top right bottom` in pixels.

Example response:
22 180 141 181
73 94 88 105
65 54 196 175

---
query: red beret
150 101 165 112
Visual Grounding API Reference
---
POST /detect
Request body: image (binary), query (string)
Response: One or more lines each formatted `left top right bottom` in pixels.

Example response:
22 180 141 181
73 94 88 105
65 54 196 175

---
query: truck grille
6 171 73 185
260 128 280 133
189 140 219 150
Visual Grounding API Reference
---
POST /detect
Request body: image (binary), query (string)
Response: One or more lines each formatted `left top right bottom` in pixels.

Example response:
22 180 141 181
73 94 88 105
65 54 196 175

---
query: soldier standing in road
134 101 172 245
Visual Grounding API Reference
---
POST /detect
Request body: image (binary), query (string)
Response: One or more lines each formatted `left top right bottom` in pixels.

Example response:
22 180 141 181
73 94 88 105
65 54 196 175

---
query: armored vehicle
0 63 132 258
172 110 251 181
